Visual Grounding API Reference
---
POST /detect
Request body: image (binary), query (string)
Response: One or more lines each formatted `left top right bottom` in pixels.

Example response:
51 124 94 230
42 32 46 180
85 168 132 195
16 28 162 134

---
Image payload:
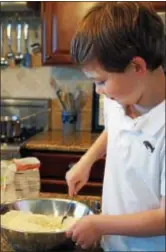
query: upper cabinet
151 1 166 11
41 1 166 66
41 2 96 65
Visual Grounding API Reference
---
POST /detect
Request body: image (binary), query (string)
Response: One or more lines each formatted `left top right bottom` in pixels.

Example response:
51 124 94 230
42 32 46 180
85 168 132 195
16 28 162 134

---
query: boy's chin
107 95 133 106
109 97 123 104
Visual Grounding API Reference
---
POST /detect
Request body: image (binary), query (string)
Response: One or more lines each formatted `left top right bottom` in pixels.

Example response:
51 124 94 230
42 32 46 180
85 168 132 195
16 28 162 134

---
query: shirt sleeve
160 145 165 197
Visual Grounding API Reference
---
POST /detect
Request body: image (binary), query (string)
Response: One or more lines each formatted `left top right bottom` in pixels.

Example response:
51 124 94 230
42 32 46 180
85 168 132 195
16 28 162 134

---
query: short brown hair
71 2 165 72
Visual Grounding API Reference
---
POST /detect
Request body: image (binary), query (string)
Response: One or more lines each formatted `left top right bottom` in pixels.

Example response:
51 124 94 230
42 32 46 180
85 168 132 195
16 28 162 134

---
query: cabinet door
31 152 81 178
41 2 96 65
41 1 166 65
151 1 166 11
29 151 105 182
41 1 166 66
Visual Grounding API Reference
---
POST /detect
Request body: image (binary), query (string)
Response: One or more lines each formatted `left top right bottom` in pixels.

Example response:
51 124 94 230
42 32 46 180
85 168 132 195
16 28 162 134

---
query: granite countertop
22 131 99 152
1 193 102 252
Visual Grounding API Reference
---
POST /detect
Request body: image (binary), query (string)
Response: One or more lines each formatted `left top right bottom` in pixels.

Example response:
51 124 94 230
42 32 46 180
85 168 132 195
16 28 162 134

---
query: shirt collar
134 100 165 136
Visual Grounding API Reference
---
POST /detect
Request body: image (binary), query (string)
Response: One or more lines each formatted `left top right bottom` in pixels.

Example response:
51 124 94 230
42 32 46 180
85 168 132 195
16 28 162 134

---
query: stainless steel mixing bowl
0 198 93 251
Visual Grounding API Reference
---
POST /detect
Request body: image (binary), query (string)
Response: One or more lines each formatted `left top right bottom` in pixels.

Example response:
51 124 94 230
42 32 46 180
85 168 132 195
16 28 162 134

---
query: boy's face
83 60 146 105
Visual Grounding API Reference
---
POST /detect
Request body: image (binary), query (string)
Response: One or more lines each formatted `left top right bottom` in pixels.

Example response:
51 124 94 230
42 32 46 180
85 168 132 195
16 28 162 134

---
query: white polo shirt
101 97 165 252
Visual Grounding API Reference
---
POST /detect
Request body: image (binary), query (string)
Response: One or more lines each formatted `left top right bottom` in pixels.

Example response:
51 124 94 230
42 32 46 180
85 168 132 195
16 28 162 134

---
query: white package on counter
0 160 17 204
15 168 40 199
1 158 41 203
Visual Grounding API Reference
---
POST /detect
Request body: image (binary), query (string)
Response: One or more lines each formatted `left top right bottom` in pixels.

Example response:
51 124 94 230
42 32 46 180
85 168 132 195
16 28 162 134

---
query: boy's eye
95 81 105 86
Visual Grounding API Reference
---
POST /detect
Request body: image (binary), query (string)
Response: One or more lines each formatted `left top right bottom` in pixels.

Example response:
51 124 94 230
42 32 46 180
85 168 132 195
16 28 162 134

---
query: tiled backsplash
1 67 52 98
1 66 93 131
1 66 92 98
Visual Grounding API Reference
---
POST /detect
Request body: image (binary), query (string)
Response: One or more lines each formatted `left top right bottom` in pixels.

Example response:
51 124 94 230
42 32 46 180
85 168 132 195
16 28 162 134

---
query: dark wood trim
20 147 85 156
41 179 102 187
40 179 102 196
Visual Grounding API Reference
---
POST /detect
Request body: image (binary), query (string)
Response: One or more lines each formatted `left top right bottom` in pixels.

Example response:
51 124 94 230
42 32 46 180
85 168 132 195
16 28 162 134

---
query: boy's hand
66 215 102 249
65 158 91 197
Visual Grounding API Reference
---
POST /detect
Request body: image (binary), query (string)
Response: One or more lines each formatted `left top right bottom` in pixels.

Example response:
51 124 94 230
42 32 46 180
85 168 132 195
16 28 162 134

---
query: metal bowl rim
1 197 93 234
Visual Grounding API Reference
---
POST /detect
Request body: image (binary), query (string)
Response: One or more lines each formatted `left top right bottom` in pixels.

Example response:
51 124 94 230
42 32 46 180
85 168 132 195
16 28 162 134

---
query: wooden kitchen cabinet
151 1 166 11
41 1 96 65
20 148 105 196
41 1 165 66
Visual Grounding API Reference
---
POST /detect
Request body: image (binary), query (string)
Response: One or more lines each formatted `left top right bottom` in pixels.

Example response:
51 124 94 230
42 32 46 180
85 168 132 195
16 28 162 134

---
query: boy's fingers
66 229 72 238
68 182 75 197
66 223 77 238
68 180 78 197
66 173 75 197
75 181 84 194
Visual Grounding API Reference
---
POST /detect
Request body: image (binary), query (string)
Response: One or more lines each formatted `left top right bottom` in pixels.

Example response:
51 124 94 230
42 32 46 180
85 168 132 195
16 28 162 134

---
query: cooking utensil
64 92 71 111
23 23 31 68
15 23 23 66
68 92 75 111
20 108 51 121
74 89 86 111
56 89 67 110
50 78 67 110
31 24 41 54
1 116 21 140
0 24 8 69
6 23 15 67
61 197 74 224
0 198 93 252
0 109 51 140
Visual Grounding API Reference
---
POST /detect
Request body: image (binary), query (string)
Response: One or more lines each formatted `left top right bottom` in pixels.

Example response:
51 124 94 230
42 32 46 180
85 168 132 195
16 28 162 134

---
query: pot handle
20 108 51 121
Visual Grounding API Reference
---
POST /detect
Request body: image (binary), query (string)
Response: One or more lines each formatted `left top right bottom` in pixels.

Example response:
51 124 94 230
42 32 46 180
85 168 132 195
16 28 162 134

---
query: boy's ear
131 57 147 75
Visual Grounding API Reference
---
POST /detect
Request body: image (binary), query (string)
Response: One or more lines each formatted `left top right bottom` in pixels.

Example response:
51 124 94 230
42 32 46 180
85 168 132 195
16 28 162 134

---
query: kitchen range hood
0 1 40 12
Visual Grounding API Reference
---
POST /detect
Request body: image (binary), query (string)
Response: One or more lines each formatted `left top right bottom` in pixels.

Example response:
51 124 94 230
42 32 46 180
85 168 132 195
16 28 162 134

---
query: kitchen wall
1 66 93 131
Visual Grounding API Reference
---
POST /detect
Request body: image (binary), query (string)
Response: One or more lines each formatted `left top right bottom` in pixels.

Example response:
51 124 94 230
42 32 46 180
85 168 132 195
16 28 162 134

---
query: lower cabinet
20 148 105 196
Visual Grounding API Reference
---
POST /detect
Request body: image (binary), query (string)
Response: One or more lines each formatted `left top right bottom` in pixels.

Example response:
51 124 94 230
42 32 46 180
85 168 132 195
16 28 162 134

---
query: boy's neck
137 66 165 107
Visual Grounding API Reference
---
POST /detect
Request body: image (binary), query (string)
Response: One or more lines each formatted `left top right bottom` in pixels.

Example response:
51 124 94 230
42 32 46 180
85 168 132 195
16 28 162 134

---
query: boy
65 2 165 251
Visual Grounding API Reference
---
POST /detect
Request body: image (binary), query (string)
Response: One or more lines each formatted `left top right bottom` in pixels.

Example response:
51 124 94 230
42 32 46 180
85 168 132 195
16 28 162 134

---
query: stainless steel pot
1 109 51 140
1 116 21 139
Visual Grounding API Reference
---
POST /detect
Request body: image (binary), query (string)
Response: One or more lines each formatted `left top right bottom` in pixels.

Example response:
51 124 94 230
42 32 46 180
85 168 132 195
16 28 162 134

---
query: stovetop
1 126 45 159
1 97 49 147
1 126 44 144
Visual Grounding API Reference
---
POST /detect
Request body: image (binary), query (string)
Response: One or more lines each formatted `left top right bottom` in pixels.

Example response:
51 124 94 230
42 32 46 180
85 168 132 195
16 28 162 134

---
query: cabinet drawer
32 152 81 178
91 159 105 182
21 150 105 182
40 179 102 196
